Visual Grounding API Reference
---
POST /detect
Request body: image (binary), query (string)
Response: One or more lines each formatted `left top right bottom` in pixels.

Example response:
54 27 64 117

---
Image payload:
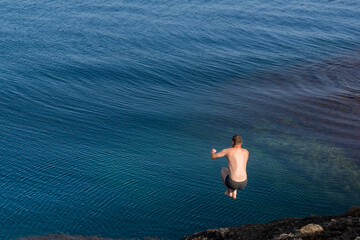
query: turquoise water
1 0 360 239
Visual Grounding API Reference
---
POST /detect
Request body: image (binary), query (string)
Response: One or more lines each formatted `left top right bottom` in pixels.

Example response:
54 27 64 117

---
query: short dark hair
232 135 242 145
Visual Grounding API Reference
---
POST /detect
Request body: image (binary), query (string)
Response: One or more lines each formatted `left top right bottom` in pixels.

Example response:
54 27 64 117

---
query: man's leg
221 168 233 198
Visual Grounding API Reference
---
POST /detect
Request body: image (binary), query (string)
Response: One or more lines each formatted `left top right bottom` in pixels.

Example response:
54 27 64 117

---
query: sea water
0 0 360 239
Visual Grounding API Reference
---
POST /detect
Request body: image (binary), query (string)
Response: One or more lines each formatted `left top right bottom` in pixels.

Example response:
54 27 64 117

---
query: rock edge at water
181 206 360 240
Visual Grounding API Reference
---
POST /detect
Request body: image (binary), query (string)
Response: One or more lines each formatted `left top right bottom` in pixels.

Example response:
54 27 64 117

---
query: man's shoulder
222 148 234 154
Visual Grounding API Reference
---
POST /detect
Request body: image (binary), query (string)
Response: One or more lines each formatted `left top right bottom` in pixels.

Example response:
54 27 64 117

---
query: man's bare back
211 135 249 199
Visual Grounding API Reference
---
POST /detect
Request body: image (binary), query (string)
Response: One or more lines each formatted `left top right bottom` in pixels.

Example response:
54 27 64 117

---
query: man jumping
211 135 249 199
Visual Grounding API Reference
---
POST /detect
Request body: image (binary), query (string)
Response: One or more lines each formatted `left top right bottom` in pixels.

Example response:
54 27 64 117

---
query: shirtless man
211 135 249 199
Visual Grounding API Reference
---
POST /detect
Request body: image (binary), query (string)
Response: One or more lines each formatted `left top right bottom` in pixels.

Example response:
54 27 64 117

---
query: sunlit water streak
0 0 360 239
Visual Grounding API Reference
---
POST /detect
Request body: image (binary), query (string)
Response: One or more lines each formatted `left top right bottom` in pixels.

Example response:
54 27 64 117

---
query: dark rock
329 219 337 227
346 206 360 217
346 218 353 226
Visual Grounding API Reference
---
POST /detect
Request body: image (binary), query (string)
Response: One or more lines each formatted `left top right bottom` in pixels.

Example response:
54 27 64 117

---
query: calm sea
1 0 359 239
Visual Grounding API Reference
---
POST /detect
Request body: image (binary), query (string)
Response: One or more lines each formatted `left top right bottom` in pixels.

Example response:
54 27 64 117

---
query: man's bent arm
211 149 227 159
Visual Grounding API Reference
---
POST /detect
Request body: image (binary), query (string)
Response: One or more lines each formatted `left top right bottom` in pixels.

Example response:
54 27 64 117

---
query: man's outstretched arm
211 148 227 159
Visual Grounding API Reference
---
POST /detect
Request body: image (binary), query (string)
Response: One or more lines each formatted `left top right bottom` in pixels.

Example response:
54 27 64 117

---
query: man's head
232 135 242 146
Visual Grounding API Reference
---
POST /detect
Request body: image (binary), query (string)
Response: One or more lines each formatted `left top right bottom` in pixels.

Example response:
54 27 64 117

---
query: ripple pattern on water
1 0 360 239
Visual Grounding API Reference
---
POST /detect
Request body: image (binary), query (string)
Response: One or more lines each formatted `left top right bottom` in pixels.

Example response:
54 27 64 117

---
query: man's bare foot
232 190 237 199
224 190 233 198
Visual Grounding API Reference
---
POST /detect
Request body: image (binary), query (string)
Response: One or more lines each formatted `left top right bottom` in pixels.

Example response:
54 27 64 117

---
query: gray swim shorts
225 175 247 190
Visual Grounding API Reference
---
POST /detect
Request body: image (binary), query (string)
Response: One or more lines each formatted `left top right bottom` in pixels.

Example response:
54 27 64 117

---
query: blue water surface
0 0 360 239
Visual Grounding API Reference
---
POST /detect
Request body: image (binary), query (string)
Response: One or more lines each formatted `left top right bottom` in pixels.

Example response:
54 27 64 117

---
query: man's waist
229 174 247 182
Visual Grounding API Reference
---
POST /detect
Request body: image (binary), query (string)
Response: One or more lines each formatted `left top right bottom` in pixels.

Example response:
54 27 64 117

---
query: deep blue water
1 0 360 239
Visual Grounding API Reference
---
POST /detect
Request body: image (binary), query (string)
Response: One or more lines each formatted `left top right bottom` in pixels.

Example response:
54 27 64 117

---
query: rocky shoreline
16 206 360 240
182 206 360 240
